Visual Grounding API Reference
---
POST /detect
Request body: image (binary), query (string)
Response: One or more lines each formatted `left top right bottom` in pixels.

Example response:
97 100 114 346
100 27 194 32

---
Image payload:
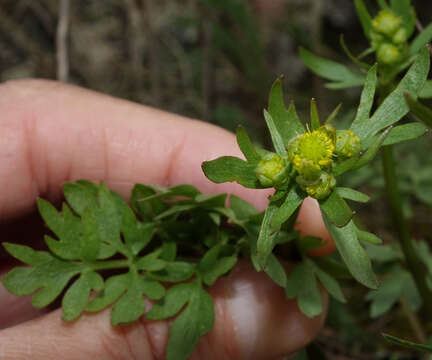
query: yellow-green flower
288 126 335 179
255 153 289 187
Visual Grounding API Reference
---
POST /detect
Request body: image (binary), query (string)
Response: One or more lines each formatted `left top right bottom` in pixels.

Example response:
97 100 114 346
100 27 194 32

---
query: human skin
0 79 331 360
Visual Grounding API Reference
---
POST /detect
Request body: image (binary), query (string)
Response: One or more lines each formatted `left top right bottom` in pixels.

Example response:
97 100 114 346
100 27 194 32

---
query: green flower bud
255 153 289 187
392 28 407 44
377 43 401 64
335 130 361 158
372 10 401 37
287 126 335 177
298 171 336 200
370 32 385 50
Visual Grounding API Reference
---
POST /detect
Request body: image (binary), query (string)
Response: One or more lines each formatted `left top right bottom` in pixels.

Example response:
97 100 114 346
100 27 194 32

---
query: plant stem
89 259 129 271
381 146 432 320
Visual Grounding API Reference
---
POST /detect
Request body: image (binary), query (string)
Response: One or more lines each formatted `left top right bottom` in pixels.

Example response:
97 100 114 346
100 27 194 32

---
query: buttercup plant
1 48 430 359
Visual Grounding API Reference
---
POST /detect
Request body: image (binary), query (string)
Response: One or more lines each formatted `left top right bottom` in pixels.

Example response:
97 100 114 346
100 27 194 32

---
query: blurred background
0 0 430 145
2 1 432 358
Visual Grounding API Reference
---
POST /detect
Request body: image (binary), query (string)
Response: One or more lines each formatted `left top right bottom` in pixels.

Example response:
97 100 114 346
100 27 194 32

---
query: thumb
0 261 326 360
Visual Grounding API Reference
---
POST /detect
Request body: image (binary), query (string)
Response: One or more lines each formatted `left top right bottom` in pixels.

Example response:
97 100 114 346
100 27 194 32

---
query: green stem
88 259 129 271
381 146 432 320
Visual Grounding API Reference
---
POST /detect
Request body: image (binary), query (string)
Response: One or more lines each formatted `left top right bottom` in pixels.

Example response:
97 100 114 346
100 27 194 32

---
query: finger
0 79 270 221
0 261 326 360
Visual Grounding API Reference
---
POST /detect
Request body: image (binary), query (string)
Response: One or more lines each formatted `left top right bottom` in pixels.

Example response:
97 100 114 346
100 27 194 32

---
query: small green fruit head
335 130 361 158
297 171 336 200
372 10 401 38
377 43 401 65
370 9 408 66
255 153 290 188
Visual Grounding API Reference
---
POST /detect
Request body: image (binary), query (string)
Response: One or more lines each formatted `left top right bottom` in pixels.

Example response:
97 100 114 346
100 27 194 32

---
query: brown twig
56 0 70 82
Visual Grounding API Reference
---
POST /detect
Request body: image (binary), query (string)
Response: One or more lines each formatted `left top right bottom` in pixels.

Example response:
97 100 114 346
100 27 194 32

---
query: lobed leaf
202 156 261 189
351 47 430 140
263 109 287 156
257 203 279 267
236 126 260 164
322 217 378 289
166 281 214 360
299 47 365 89
320 191 353 227
62 271 104 321
271 187 304 230
419 79 432 99
405 92 432 128
335 187 370 203
410 23 432 56
351 65 377 128
285 262 323 318
268 77 305 145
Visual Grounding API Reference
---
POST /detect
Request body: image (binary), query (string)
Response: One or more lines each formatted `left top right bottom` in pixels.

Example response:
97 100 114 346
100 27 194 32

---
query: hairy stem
381 146 432 320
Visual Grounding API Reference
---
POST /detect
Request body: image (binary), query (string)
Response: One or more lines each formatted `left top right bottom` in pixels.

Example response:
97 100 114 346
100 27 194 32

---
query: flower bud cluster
286 126 361 200
371 10 408 65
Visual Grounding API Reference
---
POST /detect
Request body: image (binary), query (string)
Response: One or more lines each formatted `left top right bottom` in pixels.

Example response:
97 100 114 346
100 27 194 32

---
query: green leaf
354 0 372 39
353 126 392 170
149 262 195 282
405 92 432 128
257 203 279 267
383 334 432 353
351 47 430 140
419 80 432 98
202 156 261 188
62 271 104 321
382 122 428 145
268 77 305 145
229 195 259 220
122 205 154 255
410 23 432 56
131 184 167 220
285 262 323 318
271 187 303 230
357 230 383 245
63 181 98 216
313 257 353 280
87 274 128 312
391 0 415 38
201 256 237 286
320 192 353 227
263 109 287 156
264 253 287 288
332 156 360 176
111 272 165 325
166 281 214 360
351 65 377 128
310 99 320 130
310 260 346 303
325 103 342 125
335 187 370 203
135 250 166 271
81 206 100 261
2 244 84 308
322 217 378 289
38 200 82 260
299 47 365 89
236 126 260 164
146 283 193 320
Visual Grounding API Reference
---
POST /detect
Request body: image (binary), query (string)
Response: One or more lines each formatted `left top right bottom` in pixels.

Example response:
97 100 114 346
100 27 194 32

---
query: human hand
0 79 331 360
